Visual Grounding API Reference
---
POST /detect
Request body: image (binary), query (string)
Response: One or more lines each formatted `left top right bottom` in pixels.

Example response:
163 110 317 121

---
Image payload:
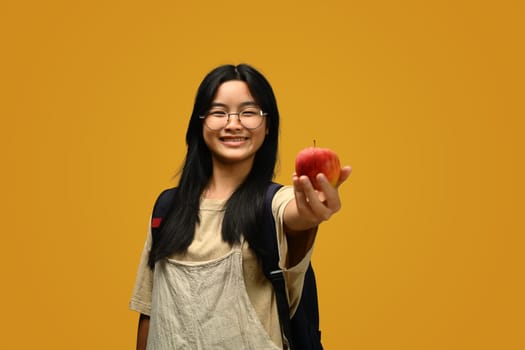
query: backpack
150 183 323 350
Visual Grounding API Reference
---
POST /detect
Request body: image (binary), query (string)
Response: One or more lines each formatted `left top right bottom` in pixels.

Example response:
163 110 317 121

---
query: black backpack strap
151 187 177 234
291 264 323 349
261 182 295 350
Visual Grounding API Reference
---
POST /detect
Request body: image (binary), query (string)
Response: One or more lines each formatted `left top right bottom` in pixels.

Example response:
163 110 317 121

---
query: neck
203 158 254 199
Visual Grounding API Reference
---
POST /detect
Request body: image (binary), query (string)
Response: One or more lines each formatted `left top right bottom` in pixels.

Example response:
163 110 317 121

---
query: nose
225 113 242 129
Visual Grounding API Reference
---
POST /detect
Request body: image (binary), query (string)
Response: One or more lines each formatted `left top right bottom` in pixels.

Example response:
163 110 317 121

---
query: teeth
223 138 245 141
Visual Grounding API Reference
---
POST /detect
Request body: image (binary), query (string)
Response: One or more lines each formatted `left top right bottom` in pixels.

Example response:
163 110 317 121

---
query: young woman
130 64 352 349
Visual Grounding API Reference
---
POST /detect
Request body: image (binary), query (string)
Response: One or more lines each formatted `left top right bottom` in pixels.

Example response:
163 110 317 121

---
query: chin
214 152 256 165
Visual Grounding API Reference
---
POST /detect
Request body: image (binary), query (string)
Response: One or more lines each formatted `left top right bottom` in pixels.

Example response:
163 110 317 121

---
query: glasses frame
199 108 268 130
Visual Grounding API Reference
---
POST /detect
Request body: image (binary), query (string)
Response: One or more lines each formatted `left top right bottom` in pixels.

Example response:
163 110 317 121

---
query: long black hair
148 64 280 268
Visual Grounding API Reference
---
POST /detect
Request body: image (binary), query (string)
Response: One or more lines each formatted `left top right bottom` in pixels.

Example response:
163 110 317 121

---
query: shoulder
152 187 177 210
156 187 177 202
150 187 178 228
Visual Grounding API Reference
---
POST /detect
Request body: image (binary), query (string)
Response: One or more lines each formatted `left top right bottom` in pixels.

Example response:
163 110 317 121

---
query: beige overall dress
146 242 282 350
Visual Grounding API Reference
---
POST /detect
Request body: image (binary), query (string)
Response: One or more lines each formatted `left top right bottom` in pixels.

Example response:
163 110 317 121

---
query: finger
316 173 341 213
298 175 319 199
336 166 352 188
315 173 337 200
292 175 305 201
293 175 314 215
302 175 333 220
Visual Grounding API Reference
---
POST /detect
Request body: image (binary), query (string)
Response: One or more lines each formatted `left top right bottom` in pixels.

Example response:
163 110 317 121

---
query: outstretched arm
283 166 352 266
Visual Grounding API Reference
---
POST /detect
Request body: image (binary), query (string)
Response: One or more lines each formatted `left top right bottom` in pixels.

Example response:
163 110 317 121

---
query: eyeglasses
199 107 267 130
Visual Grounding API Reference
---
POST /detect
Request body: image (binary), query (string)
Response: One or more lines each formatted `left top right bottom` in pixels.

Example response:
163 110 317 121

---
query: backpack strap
261 182 296 350
150 187 177 234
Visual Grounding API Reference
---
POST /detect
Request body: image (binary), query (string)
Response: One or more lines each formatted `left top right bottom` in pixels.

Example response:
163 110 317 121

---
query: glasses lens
239 109 264 129
204 111 227 130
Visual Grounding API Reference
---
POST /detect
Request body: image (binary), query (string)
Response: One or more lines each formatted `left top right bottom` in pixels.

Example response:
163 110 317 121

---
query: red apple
295 145 341 190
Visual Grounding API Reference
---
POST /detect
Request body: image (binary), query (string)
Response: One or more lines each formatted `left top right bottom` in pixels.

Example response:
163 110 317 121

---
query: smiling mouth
220 137 249 142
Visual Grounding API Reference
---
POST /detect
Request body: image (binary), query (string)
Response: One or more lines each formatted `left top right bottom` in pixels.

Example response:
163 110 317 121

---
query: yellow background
1 0 523 349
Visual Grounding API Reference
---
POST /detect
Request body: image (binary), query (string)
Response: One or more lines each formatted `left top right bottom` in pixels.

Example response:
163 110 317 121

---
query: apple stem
313 139 316 148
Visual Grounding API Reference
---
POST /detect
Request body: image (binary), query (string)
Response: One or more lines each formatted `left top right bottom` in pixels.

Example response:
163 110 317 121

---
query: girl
130 64 352 349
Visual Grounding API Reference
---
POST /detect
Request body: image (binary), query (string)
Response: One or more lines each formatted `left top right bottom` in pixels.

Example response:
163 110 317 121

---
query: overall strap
261 183 295 350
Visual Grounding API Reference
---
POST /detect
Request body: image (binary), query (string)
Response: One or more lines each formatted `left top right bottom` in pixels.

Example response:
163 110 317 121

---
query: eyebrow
210 101 259 108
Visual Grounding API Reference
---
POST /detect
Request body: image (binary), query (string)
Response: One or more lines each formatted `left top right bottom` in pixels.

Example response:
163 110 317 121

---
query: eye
208 110 227 117
240 109 259 117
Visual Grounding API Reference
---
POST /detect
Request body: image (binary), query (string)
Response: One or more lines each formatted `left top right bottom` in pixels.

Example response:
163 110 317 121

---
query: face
202 80 268 168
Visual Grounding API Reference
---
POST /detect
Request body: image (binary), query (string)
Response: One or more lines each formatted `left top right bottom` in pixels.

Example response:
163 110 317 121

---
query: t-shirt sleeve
272 185 316 315
129 224 154 316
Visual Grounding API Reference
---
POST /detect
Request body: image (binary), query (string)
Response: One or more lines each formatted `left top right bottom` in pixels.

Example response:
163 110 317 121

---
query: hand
292 165 352 227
